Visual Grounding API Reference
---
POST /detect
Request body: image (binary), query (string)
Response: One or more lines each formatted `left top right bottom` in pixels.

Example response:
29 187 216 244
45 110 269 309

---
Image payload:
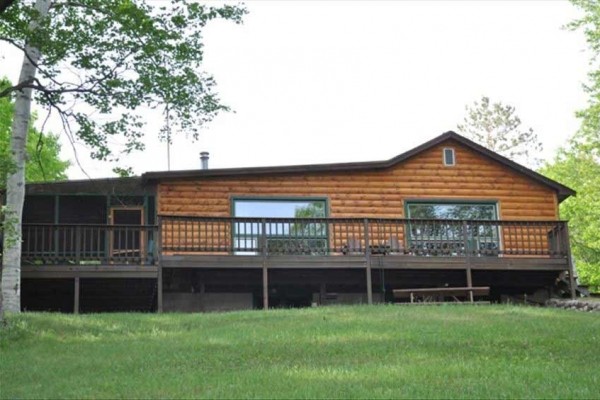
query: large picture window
233 199 328 254
406 201 499 255
406 202 497 220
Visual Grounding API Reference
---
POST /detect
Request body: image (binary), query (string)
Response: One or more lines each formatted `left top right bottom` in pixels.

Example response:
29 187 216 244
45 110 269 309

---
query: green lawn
1 305 599 399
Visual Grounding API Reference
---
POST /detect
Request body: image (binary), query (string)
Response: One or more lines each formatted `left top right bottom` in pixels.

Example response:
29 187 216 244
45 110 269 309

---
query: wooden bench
393 286 490 303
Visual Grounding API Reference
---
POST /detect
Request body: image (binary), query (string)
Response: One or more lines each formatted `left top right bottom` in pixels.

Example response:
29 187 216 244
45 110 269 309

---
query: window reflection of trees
269 202 327 254
233 200 328 254
407 203 499 254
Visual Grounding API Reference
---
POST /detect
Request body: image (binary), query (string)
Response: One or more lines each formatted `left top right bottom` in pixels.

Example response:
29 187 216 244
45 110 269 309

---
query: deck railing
17 218 569 264
160 216 569 258
21 224 158 265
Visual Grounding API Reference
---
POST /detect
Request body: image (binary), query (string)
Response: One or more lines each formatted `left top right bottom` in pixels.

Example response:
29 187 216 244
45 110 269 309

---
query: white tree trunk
1 0 50 314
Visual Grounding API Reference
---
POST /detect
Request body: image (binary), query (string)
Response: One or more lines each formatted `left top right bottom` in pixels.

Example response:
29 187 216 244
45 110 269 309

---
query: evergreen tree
457 96 542 168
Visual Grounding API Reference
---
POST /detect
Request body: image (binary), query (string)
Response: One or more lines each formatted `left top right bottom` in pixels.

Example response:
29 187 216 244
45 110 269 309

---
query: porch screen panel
54 196 108 260
21 196 56 260
406 202 499 255
233 199 327 254
23 195 55 223
59 195 107 223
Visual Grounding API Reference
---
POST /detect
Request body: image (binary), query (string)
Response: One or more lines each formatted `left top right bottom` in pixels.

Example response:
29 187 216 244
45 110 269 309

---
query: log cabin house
8 131 578 312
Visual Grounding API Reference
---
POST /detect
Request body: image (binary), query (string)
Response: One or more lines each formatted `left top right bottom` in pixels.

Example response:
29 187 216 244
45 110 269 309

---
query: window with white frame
443 147 456 166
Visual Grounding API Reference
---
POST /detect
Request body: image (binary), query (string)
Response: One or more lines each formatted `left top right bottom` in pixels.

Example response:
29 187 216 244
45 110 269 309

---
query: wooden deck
16 216 576 312
22 265 159 279
161 253 568 271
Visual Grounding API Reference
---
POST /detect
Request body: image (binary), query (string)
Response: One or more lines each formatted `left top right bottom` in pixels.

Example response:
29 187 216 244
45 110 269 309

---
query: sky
0 1 591 179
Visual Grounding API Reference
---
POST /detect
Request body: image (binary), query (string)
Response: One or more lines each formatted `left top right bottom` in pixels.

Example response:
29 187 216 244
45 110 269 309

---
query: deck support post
74 277 80 314
466 267 473 303
364 219 373 305
319 282 326 305
366 264 373 304
261 219 269 310
157 265 163 313
262 264 269 310
199 282 205 312
565 223 577 299
157 217 163 313
463 221 474 303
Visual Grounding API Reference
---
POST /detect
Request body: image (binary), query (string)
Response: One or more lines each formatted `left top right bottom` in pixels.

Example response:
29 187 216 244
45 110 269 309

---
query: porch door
110 207 144 261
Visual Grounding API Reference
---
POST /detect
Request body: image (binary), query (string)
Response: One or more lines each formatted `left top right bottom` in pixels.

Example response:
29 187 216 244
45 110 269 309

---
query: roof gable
142 131 575 202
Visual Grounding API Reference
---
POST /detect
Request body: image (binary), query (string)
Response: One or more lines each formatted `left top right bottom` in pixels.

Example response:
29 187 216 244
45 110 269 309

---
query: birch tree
0 0 245 313
0 78 70 188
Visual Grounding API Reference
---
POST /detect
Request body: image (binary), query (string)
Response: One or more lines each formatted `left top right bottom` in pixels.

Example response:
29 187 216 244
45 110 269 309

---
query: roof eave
141 131 457 183
141 131 576 202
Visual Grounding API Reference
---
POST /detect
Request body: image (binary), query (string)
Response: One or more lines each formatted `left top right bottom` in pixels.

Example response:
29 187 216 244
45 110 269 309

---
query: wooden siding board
158 139 559 253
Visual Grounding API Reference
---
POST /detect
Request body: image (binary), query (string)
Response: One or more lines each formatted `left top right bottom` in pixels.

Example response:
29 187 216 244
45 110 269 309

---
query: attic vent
443 148 455 166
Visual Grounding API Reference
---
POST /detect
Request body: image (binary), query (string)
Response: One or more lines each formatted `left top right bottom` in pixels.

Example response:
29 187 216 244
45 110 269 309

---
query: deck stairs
559 259 590 297
559 273 590 297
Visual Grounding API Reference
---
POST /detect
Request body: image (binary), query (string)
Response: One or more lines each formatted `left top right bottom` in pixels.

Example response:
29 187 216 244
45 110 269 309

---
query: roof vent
200 152 209 170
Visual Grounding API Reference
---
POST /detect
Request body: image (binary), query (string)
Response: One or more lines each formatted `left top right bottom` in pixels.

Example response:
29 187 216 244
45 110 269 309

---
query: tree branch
0 78 35 98
0 36 65 90
50 1 110 15
0 0 17 14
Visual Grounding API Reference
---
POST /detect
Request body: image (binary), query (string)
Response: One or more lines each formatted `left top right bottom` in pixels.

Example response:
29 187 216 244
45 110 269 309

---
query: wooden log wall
158 139 559 253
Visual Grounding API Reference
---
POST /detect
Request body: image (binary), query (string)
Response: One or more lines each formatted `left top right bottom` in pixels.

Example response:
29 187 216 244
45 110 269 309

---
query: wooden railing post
364 218 373 305
462 221 474 303
261 218 269 310
75 225 82 264
157 216 163 313
564 222 577 299
156 218 163 257
74 276 80 314
53 225 59 261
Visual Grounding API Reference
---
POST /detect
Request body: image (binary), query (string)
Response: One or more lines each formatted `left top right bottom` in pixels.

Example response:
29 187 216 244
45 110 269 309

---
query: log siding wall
158 140 559 252
158 139 558 220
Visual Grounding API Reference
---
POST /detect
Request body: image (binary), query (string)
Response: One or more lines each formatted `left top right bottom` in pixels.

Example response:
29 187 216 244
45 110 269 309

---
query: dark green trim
230 196 330 254
151 195 157 225
54 195 59 257
404 200 501 252
106 195 111 223
143 195 149 225
53 195 59 224
404 198 499 205
25 193 122 196
231 196 330 218
105 195 111 260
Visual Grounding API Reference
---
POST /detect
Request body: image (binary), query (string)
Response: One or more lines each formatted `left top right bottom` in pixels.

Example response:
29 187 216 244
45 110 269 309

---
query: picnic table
393 286 490 303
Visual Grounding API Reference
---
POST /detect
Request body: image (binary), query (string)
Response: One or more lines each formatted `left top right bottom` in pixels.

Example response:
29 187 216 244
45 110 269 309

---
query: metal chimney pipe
200 152 209 170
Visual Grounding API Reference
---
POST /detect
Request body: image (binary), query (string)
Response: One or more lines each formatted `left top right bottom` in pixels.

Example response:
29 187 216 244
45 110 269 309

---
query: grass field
1 305 599 399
